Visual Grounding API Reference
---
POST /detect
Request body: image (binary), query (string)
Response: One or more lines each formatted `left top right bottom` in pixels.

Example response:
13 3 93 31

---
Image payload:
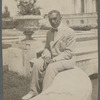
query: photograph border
98 0 100 99
0 0 99 100
0 0 3 100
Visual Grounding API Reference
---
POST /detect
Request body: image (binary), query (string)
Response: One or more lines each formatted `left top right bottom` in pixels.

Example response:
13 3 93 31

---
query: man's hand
43 57 56 70
41 49 51 58
45 57 56 64
45 57 51 64
43 57 51 70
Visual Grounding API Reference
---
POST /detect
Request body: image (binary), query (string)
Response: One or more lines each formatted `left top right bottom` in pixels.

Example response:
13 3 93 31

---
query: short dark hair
48 10 61 18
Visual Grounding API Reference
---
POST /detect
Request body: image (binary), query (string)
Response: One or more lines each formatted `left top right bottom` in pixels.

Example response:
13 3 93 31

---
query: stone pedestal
7 40 44 76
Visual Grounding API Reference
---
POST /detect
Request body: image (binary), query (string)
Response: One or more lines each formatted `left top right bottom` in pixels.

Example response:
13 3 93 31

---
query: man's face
48 12 61 28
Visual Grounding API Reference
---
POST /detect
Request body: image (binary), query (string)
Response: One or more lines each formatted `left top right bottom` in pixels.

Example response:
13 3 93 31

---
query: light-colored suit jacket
43 23 76 62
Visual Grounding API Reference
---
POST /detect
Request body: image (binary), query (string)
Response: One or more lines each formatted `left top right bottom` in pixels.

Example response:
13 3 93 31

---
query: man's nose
51 19 55 23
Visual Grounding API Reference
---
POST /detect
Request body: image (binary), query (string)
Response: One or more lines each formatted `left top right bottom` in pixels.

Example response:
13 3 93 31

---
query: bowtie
52 28 58 32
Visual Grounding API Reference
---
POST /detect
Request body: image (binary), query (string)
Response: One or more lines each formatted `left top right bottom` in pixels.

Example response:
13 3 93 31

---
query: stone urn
14 15 43 40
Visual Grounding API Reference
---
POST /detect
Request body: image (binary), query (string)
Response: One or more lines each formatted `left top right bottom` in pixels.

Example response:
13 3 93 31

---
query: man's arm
53 33 76 62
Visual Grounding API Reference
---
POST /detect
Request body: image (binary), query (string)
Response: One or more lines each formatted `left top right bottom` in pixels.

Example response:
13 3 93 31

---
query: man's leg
22 58 45 100
42 59 75 91
30 58 45 94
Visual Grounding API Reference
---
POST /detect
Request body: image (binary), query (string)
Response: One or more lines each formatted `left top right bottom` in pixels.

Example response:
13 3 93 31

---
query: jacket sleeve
53 33 76 61
44 32 50 50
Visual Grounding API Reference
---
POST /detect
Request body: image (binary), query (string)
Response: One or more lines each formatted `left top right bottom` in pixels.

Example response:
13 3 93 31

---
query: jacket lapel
50 30 65 48
54 30 64 44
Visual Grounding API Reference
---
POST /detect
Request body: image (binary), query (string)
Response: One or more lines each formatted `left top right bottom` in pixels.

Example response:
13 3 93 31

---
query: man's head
48 10 62 29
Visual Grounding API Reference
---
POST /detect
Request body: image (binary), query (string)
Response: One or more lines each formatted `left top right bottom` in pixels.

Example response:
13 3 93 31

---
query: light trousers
30 57 75 95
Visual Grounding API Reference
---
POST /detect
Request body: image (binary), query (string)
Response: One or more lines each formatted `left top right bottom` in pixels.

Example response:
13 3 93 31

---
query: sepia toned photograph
2 0 98 100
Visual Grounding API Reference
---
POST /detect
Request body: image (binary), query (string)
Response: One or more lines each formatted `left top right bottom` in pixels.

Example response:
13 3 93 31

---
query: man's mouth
52 24 57 26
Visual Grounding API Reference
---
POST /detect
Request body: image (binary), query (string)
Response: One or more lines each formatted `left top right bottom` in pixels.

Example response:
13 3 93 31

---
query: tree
2 6 10 18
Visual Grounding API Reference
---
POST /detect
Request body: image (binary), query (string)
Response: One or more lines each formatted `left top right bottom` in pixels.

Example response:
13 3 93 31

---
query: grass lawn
3 67 98 100
3 68 31 100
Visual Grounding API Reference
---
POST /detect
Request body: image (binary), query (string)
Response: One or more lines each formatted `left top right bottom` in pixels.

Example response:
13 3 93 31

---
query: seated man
22 10 76 100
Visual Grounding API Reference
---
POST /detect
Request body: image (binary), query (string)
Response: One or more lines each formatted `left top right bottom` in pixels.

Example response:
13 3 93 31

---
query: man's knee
46 63 58 74
32 58 44 71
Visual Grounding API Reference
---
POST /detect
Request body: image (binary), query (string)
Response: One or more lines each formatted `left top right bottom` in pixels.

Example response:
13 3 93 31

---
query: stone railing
75 30 98 75
61 13 98 30
62 13 97 18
